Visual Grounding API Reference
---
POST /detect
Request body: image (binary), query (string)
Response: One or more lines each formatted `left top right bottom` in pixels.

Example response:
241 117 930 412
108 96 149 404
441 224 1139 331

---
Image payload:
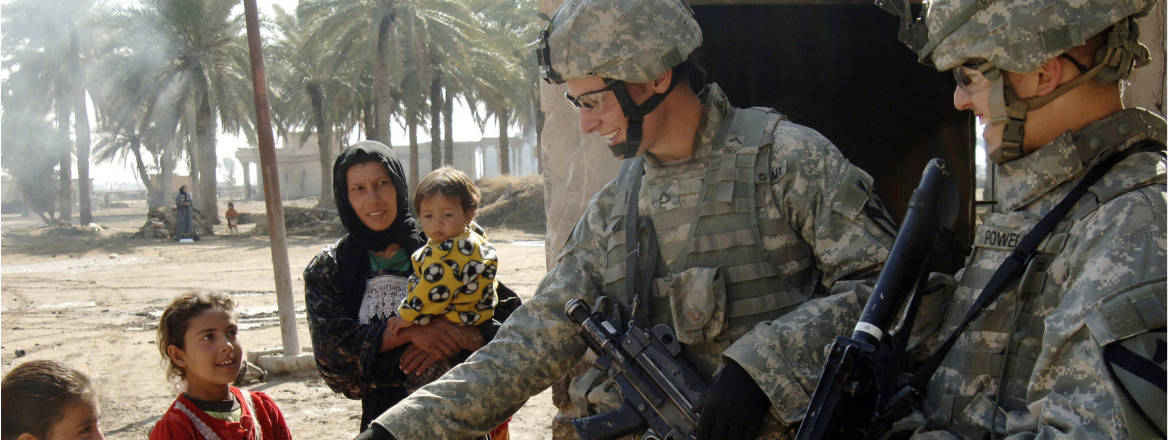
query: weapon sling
908 140 1165 392
617 156 656 326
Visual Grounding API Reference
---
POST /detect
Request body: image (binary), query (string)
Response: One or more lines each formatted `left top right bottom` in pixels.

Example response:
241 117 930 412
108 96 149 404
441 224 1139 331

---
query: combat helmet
883 0 1156 163
536 0 702 158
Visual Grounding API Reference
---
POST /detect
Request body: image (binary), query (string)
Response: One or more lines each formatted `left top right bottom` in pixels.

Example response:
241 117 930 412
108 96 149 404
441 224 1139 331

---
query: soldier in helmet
352 0 896 438
880 0 1166 437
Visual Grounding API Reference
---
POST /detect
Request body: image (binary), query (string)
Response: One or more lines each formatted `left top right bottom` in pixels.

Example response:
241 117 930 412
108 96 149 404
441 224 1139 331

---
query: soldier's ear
650 69 674 94
1034 56 1065 97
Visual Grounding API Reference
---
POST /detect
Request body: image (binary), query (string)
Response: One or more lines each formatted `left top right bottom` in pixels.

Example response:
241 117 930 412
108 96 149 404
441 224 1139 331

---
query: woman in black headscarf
304 141 514 432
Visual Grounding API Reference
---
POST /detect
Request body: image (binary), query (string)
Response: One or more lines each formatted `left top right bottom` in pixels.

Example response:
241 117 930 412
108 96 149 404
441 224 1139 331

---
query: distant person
2 359 105 440
175 186 197 241
304 142 518 437
150 292 291 440
387 167 500 396
225 202 240 235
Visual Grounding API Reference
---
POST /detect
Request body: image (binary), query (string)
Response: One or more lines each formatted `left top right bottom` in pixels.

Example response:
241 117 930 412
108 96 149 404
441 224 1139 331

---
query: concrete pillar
243 161 253 200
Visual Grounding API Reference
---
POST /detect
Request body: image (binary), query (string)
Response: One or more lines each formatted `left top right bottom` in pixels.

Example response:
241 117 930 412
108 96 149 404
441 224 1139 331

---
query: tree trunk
187 134 199 195
157 139 178 209
408 107 419 191
56 89 73 224
443 86 454 167
70 29 92 225
373 16 392 145
195 92 220 223
308 82 334 208
130 135 154 205
430 73 442 170
362 100 376 141
498 108 510 176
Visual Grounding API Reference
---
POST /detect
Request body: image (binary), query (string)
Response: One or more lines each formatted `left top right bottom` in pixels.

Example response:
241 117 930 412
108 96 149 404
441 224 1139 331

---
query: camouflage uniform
371 83 894 438
915 109 1167 438
886 0 1166 436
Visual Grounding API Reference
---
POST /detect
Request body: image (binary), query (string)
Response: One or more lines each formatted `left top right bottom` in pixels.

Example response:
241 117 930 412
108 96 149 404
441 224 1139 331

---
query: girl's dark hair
157 292 236 382
1 360 96 440
413 166 481 214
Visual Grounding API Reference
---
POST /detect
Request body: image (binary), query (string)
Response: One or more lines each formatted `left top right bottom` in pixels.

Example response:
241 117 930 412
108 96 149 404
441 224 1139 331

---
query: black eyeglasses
564 81 621 114
953 60 998 94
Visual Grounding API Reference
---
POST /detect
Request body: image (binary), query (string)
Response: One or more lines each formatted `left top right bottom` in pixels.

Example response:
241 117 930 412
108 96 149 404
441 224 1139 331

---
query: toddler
151 292 291 440
2 360 104 440
225 202 240 234
389 166 499 334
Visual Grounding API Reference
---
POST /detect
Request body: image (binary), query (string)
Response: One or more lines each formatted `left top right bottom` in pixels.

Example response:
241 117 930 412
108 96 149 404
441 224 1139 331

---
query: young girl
2 360 105 440
151 292 291 440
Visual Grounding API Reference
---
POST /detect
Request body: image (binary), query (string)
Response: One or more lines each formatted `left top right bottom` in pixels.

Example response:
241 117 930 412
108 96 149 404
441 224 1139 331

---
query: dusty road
0 200 556 439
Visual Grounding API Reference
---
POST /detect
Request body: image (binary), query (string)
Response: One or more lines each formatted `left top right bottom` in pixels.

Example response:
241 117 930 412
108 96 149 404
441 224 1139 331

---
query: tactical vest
600 107 807 376
926 110 1168 437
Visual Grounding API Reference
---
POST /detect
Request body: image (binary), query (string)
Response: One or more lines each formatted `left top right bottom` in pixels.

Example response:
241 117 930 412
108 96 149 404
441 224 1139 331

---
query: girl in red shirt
151 292 291 440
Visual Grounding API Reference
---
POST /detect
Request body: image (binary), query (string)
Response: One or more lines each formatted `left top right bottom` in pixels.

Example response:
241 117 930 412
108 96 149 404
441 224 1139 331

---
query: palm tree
104 0 256 222
2 0 99 224
269 5 365 208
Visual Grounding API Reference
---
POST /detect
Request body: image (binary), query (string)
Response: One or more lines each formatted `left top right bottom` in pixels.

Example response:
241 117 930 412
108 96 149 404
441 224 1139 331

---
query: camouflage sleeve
303 247 403 399
1004 185 1164 438
373 183 620 438
724 121 895 425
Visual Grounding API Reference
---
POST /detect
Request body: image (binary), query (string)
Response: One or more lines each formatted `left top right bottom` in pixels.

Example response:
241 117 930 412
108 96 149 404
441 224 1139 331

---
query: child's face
418 194 473 243
168 308 242 401
45 398 104 440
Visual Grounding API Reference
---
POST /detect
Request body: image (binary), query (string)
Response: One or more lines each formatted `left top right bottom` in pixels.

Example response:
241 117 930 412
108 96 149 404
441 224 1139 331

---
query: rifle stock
797 158 958 440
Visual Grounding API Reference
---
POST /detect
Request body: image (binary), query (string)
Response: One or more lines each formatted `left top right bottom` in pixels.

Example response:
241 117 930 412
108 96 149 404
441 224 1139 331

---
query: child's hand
385 316 410 337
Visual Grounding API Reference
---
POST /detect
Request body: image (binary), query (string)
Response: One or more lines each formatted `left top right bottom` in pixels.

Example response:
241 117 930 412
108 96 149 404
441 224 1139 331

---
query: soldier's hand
353 423 394 440
696 360 770 440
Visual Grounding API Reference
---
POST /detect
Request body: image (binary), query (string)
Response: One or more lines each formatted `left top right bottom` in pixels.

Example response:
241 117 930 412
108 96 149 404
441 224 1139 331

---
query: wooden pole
243 0 299 356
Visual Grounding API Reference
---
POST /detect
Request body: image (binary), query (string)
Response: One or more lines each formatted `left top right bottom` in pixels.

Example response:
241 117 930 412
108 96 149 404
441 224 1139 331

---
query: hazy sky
89 0 515 188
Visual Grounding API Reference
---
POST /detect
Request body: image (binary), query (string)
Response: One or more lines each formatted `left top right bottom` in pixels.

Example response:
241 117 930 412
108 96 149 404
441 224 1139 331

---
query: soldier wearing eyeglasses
878 0 1166 437
352 0 897 438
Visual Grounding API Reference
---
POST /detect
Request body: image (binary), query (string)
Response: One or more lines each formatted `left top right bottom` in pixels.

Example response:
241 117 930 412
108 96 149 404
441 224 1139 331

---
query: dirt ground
0 199 556 439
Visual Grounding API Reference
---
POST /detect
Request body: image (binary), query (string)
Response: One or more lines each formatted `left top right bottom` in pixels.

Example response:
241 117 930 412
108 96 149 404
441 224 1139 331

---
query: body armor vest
600 107 806 377
925 109 1167 437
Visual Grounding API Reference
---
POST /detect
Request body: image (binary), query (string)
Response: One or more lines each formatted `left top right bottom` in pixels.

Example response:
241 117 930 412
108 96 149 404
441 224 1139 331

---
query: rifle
796 158 958 440
564 298 708 440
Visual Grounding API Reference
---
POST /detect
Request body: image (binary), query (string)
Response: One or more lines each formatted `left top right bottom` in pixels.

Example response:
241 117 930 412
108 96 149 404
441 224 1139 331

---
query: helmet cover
538 0 702 84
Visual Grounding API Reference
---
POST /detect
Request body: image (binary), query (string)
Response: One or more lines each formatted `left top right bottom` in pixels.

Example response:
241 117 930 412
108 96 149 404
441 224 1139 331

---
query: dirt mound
250 206 344 238
475 175 546 234
136 207 215 239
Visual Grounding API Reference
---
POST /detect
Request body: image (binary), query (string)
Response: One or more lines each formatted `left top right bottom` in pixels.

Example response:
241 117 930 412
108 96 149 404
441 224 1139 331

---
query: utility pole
243 0 298 357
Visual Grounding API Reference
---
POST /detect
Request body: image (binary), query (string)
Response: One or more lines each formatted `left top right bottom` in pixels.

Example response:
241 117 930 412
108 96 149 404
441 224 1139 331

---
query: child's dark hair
413 166 481 214
157 292 236 382
1 360 96 440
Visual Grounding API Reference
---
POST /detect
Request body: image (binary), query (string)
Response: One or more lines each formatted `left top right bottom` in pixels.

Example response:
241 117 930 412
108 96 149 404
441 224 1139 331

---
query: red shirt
150 387 291 440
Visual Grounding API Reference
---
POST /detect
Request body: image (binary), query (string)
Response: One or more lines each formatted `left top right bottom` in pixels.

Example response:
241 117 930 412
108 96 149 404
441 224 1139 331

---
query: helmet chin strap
606 78 680 159
987 58 1109 164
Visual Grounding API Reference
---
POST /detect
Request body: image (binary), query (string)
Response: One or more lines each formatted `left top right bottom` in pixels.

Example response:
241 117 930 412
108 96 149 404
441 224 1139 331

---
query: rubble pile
250 206 344 237
137 207 215 239
476 175 546 234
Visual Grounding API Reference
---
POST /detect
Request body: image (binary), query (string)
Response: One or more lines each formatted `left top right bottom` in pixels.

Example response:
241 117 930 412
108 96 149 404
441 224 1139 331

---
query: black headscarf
332 140 425 314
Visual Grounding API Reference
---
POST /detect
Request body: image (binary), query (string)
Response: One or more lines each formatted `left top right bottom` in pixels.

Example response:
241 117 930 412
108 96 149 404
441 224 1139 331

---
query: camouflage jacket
372 84 894 438
911 108 1167 438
